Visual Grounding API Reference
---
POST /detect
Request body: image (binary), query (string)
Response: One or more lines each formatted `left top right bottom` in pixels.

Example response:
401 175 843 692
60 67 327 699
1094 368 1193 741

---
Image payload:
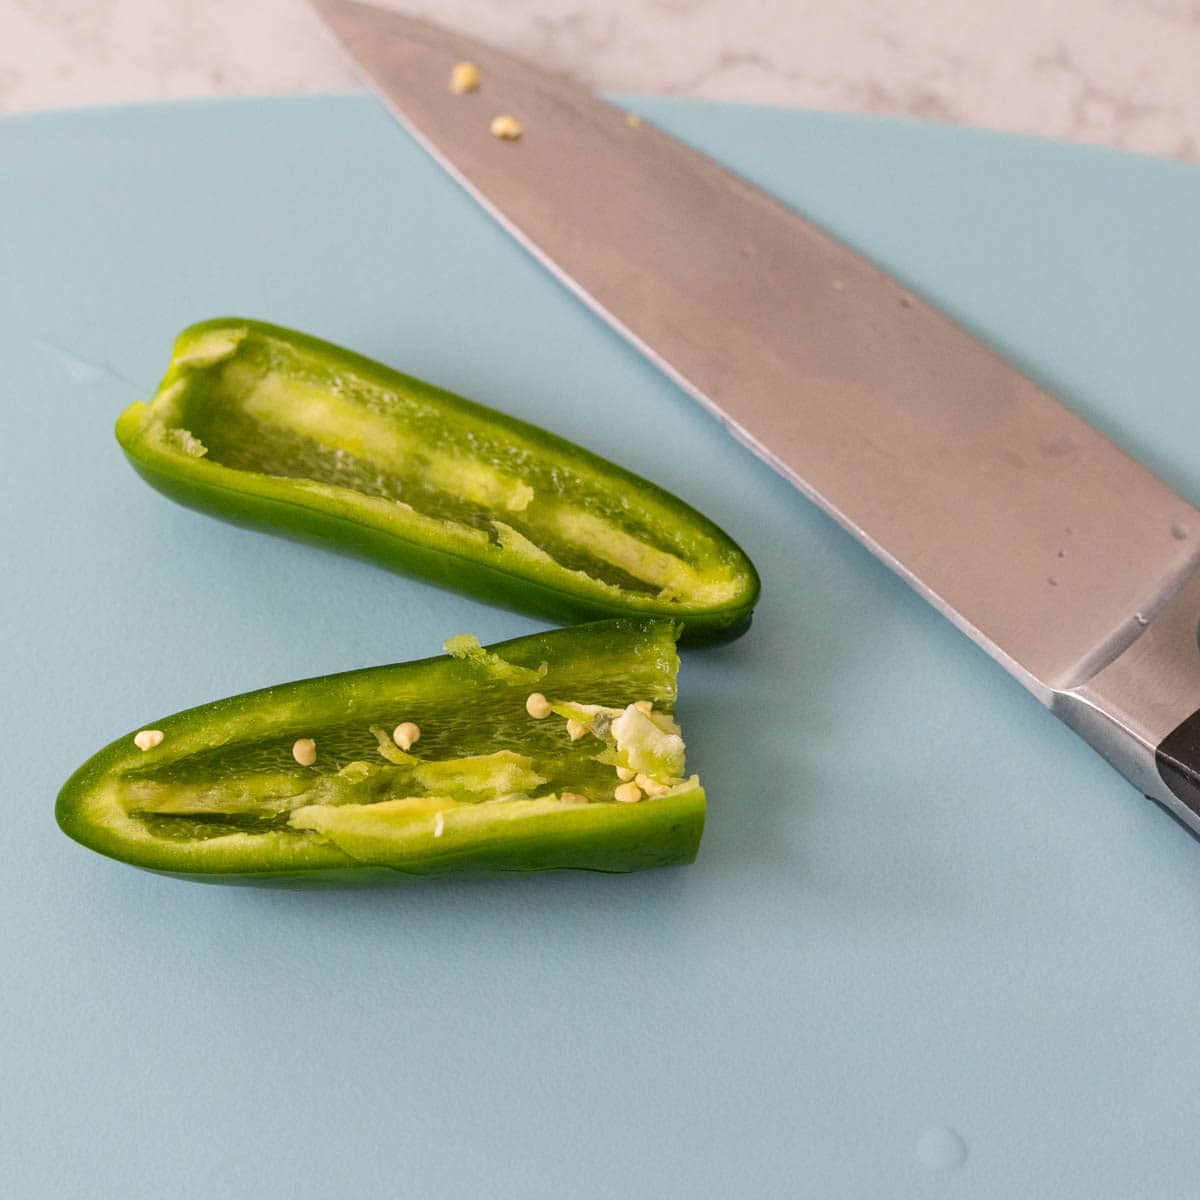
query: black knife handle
1157 709 1200 819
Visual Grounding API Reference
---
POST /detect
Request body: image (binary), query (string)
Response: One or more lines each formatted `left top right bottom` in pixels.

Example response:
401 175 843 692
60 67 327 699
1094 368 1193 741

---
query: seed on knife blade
490 114 523 140
450 61 481 93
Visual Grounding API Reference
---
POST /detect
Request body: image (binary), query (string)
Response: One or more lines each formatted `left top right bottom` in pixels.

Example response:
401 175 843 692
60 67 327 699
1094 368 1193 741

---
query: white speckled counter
2 0 1198 160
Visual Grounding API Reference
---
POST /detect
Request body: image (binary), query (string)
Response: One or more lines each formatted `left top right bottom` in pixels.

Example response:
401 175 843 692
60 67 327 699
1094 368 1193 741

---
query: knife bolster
1052 570 1200 835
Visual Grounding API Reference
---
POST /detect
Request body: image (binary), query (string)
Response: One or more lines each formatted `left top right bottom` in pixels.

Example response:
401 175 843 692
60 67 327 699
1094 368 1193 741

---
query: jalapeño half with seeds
114 320 759 642
56 621 705 885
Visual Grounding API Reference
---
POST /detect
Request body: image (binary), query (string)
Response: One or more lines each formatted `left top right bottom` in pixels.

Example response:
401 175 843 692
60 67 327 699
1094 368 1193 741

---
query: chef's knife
312 0 1200 834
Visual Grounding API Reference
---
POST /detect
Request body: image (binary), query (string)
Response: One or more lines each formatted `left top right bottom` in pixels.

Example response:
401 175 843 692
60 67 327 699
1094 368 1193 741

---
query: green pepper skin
115 320 759 644
56 620 705 886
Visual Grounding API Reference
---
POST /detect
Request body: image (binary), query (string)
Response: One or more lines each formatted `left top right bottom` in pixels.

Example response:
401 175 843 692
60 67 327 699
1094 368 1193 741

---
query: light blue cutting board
2 93 1199 1199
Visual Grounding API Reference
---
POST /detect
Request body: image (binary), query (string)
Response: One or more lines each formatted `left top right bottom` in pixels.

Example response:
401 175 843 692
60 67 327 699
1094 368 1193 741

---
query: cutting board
2 93 1198 1199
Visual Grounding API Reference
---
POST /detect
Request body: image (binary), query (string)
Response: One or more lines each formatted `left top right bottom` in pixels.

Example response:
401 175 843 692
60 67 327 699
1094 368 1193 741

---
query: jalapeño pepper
56 620 705 885
115 320 759 642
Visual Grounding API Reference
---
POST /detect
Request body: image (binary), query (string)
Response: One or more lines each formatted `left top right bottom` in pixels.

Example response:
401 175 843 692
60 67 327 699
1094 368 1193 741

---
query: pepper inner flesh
117 671 694 850
160 330 745 605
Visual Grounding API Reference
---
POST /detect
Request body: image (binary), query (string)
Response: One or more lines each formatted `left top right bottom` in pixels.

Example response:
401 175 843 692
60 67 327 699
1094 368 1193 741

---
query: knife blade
312 0 1200 834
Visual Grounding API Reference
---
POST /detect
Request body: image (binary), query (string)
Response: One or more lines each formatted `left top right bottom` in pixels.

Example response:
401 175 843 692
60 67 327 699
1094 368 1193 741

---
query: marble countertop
3 0 1198 162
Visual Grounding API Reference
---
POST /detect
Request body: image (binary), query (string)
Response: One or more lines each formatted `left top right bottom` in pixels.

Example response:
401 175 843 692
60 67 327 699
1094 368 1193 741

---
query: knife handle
1055 570 1200 834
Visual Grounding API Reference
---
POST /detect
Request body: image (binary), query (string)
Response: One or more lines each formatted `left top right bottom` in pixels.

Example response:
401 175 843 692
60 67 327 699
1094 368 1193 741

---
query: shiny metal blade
312 0 1200 708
